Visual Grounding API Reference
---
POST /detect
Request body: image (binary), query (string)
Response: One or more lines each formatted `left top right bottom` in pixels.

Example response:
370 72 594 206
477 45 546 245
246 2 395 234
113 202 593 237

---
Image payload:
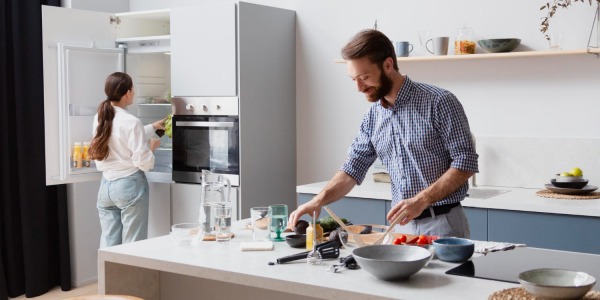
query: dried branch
540 0 599 40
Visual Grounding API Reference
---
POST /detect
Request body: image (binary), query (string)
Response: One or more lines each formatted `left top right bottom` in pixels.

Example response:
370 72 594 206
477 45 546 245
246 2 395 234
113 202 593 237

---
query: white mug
426 37 450 56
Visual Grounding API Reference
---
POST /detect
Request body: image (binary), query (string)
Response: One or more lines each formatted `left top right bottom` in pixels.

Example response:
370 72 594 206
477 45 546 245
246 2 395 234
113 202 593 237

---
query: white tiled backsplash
476 136 600 189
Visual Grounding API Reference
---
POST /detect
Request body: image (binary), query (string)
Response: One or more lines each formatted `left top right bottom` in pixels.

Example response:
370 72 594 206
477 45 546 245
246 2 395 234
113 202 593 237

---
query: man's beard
365 71 393 103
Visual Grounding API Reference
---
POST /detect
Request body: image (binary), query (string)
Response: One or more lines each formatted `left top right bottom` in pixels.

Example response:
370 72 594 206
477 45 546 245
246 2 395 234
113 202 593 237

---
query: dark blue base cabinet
464 207 600 255
297 194 389 225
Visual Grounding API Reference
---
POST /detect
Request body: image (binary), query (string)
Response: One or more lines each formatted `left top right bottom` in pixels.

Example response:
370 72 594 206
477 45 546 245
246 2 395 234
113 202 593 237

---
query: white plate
544 184 598 195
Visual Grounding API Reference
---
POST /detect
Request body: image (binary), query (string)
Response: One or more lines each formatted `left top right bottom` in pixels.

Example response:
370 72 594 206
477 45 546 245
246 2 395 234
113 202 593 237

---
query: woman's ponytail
88 72 132 161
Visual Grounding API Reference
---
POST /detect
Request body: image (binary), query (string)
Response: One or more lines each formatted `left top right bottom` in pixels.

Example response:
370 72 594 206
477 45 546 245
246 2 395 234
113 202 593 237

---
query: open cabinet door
42 6 124 185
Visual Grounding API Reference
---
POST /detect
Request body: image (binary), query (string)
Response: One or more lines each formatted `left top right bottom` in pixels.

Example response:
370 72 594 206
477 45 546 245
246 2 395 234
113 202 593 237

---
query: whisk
307 211 322 265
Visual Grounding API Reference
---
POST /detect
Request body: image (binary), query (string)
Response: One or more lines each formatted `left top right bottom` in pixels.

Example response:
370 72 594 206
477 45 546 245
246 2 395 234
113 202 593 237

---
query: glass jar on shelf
455 26 476 55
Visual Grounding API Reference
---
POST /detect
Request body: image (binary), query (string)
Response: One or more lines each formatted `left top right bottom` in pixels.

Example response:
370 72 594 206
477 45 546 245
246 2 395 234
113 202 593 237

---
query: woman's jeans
97 170 149 248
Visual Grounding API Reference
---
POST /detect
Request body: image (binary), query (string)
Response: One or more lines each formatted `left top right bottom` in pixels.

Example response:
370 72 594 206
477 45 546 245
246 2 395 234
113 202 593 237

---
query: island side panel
104 262 160 300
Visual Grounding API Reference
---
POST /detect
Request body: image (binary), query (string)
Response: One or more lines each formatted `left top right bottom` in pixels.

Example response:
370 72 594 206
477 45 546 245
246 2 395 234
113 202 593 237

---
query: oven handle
176 121 235 128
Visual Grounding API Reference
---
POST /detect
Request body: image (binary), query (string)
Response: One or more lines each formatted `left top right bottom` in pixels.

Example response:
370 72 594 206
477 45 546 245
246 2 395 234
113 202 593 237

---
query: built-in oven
171 97 239 185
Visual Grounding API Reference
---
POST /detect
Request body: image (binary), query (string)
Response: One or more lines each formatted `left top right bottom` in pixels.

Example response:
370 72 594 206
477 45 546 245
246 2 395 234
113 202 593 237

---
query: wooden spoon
372 210 408 245
324 206 366 247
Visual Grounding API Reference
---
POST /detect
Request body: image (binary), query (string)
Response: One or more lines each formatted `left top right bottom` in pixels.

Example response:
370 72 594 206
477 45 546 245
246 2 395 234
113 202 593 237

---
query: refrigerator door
55 45 124 185
42 6 123 185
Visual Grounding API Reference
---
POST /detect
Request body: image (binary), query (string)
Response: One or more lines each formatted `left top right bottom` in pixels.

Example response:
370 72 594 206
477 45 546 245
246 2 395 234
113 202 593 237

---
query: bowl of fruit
554 167 584 183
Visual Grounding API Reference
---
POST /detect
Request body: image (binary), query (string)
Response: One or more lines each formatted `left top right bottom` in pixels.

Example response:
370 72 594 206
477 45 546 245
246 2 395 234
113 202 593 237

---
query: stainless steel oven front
171 97 239 185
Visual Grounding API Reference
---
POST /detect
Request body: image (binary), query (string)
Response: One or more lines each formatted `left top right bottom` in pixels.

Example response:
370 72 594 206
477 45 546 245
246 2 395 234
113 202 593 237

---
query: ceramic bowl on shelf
477 38 521 53
518 268 596 299
550 179 588 189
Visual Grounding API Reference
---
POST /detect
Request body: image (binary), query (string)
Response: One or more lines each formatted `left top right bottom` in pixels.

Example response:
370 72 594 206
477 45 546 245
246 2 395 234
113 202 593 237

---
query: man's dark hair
341 29 399 71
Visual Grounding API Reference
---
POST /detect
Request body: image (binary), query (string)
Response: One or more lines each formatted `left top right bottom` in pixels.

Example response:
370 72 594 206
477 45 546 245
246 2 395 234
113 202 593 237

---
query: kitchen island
98 221 520 300
297 181 600 254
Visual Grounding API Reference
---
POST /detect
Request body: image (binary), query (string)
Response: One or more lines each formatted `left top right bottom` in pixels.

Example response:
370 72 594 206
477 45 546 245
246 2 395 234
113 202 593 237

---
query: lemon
570 167 583 177
560 172 573 177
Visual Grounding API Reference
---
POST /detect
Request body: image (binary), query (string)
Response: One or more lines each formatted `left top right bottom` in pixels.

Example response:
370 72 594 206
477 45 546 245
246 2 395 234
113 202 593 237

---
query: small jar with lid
455 26 476 55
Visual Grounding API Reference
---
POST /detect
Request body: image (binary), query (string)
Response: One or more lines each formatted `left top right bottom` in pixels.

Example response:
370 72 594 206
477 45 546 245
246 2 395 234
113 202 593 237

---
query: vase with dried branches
540 0 600 48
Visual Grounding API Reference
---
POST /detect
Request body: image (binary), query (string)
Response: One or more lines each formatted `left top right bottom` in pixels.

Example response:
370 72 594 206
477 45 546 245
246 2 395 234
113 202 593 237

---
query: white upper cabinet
114 9 171 54
170 3 237 97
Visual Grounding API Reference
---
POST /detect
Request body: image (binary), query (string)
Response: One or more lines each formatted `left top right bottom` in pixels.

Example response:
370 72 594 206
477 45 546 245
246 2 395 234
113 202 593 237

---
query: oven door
172 115 239 185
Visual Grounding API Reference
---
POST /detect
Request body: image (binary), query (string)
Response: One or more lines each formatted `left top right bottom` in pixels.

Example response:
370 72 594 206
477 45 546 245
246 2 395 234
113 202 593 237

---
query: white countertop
99 221 519 300
297 181 600 217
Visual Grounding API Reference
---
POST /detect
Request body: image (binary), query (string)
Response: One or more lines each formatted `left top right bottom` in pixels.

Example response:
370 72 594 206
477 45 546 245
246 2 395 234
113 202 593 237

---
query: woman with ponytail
89 72 164 247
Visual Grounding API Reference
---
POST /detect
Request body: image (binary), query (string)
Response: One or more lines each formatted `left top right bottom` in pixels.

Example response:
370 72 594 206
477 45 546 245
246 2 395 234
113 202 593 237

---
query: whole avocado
294 220 309 235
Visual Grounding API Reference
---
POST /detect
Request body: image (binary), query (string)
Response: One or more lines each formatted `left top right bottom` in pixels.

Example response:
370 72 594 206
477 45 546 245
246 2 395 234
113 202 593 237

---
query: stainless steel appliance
171 97 240 185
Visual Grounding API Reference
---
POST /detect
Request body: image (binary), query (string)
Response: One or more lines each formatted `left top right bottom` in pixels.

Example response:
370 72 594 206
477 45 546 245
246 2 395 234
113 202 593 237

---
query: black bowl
550 179 588 189
285 234 306 248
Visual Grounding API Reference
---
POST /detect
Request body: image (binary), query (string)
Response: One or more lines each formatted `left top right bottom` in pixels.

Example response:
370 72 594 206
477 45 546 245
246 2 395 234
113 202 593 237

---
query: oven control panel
172 97 239 116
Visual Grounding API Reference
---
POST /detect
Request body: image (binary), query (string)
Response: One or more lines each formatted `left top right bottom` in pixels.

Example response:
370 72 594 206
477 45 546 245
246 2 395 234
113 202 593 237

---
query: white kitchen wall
131 0 600 186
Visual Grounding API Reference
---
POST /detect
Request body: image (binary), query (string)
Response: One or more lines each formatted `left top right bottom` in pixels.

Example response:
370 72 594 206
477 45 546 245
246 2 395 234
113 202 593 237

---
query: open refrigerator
42 5 173 286
42 5 172 186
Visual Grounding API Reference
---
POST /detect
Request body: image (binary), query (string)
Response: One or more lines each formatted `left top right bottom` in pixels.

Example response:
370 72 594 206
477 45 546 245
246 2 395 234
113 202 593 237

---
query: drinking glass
268 204 288 242
215 203 232 243
548 32 563 51
250 207 270 241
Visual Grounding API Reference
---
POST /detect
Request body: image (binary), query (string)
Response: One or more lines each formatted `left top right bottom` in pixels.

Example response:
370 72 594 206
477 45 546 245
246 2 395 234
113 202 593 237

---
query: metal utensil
327 254 359 273
276 241 340 264
372 210 407 245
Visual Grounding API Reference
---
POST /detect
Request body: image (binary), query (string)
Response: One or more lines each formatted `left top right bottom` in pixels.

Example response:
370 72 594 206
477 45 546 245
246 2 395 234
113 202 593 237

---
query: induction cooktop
446 247 600 291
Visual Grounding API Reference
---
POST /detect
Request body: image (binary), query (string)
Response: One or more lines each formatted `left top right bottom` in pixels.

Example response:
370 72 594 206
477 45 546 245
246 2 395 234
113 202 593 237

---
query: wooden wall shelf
334 48 600 63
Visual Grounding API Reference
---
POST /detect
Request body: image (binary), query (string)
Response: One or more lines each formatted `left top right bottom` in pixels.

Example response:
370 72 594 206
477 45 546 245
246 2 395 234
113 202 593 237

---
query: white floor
9 283 97 300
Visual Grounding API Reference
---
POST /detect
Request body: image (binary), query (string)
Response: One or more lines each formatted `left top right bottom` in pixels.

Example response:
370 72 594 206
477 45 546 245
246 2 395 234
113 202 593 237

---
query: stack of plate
544 176 597 195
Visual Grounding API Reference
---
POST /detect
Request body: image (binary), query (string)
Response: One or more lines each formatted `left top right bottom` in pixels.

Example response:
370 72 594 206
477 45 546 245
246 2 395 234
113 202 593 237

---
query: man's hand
386 197 429 226
288 171 358 229
288 200 323 231
387 168 473 225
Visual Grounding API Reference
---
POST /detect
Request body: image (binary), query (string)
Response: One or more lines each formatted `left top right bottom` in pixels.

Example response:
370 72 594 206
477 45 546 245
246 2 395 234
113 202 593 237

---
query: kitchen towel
474 240 526 254
240 241 274 251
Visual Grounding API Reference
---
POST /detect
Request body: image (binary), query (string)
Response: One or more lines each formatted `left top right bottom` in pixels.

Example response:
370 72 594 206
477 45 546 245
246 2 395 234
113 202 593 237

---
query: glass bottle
72 142 82 168
455 26 476 55
83 142 91 167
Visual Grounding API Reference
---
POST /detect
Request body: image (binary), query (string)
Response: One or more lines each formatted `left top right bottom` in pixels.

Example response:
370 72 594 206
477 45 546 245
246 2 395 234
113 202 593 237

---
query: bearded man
289 29 479 238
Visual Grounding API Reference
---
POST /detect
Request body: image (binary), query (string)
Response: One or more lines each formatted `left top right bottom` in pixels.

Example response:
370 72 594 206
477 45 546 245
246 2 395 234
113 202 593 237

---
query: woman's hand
152 117 167 130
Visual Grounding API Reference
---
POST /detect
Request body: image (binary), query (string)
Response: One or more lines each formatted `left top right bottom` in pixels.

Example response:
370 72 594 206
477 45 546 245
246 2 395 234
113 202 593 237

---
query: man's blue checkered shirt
340 77 479 207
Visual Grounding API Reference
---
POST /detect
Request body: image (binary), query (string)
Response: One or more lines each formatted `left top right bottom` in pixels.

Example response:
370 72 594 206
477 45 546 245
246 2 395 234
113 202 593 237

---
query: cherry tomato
392 235 407 245
416 235 428 245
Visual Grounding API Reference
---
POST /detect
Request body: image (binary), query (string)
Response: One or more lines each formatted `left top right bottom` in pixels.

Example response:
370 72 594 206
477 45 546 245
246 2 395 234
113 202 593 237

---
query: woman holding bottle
89 72 164 248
